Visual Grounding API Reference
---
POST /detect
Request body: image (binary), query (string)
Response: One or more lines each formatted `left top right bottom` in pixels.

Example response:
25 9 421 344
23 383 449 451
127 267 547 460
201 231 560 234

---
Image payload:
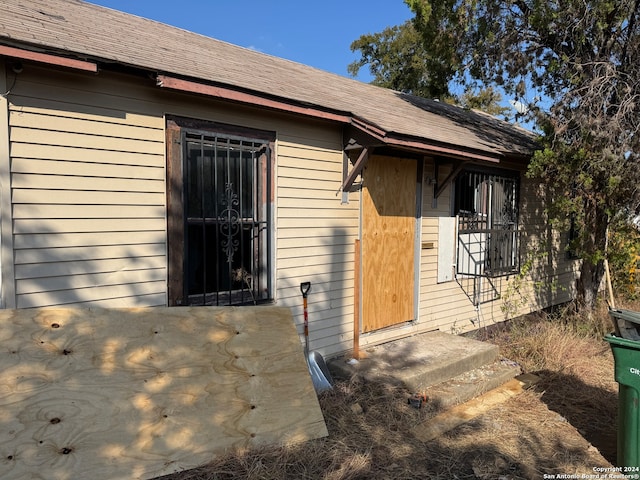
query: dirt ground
159 309 620 479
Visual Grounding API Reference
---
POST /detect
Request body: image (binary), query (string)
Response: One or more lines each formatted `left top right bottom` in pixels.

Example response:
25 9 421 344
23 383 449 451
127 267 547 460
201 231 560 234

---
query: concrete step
328 331 503 392
414 373 538 441
420 359 522 413
327 330 522 410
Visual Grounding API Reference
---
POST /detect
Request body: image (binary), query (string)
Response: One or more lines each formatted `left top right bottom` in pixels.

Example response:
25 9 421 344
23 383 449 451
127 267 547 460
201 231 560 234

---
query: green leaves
348 20 452 99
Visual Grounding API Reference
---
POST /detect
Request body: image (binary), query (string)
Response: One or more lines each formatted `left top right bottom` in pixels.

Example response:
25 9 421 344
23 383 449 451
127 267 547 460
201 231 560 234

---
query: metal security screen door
183 131 271 306
455 169 519 278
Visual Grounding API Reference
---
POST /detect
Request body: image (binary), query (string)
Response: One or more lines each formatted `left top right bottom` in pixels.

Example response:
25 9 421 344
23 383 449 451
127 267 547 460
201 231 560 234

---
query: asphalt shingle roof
0 0 538 159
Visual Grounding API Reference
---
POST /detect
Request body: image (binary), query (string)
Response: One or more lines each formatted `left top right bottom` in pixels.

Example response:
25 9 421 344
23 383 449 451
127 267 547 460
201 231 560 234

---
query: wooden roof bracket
339 123 386 200
431 160 440 209
434 159 469 202
340 146 369 198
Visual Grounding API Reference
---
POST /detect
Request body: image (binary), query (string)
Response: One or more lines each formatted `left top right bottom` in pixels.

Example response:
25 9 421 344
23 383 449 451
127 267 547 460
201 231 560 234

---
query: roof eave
156 74 353 125
349 117 506 163
0 42 532 165
0 44 97 73
156 74 521 165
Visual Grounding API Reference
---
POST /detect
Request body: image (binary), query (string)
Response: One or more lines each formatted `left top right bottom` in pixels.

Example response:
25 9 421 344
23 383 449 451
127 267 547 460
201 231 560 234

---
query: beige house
0 0 578 357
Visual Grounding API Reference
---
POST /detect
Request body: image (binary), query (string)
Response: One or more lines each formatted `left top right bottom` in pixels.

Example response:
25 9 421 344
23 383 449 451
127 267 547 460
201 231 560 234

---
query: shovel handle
300 282 311 352
300 282 311 298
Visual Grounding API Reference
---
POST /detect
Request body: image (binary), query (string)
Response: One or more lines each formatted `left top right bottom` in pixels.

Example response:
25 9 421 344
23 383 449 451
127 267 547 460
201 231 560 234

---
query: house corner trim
0 62 16 308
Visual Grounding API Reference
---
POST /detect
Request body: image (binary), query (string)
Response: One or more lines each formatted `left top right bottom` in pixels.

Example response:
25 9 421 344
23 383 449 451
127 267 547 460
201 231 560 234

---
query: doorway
361 155 417 332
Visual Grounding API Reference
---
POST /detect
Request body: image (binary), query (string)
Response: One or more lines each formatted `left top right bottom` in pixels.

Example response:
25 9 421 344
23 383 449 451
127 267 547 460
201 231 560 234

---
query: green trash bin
605 333 640 467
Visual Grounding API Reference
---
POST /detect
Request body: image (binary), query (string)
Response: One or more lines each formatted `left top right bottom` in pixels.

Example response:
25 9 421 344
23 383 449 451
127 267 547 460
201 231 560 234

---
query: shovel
300 282 333 392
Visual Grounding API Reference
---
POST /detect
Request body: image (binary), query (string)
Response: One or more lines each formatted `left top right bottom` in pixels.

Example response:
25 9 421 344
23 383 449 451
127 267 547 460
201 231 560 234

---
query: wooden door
362 155 417 332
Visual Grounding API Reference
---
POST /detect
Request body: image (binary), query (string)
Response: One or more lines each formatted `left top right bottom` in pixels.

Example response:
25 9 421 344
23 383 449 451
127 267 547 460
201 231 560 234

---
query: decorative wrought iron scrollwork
220 182 240 264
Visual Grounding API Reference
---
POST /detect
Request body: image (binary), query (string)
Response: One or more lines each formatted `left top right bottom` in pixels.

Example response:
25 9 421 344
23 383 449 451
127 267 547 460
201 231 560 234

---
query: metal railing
456 226 520 305
457 227 520 278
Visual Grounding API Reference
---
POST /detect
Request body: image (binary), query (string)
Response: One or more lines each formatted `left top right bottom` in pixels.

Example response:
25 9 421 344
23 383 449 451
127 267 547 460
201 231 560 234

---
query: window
166 118 273 306
454 169 520 277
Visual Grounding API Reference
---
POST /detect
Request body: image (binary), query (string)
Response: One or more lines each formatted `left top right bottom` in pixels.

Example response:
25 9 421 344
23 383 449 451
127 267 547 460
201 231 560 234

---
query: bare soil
159 306 619 479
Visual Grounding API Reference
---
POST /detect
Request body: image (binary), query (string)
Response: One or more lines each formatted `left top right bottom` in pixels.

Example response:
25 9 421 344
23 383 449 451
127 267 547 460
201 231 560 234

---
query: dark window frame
166 116 275 306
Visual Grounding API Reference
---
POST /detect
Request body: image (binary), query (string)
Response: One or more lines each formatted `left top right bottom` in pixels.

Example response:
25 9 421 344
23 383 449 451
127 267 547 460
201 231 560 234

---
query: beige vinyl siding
419 162 458 320
9 69 167 308
275 135 359 355
418 159 579 334
0 63 14 307
515 175 579 309
5 65 359 356
4 62 577 357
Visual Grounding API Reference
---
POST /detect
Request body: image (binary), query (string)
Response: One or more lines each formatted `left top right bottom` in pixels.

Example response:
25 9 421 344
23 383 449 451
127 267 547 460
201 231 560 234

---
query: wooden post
605 258 616 309
354 239 361 359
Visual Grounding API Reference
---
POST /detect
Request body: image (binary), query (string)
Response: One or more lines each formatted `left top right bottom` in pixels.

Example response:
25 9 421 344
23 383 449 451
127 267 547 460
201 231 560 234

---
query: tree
349 20 511 117
403 0 640 309
348 20 451 99
457 86 511 118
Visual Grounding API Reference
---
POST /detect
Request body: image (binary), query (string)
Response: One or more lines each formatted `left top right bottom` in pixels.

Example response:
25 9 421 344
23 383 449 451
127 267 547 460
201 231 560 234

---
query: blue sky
88 1 414 82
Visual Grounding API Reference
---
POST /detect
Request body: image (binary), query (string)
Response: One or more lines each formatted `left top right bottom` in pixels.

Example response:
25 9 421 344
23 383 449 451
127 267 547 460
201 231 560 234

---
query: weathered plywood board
362 155 416 332
0 306 327 480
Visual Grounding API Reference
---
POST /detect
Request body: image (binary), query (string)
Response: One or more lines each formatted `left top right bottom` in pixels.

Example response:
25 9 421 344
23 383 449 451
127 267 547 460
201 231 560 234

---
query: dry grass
484 302 613 373
483 301 619 462
158 303 619 480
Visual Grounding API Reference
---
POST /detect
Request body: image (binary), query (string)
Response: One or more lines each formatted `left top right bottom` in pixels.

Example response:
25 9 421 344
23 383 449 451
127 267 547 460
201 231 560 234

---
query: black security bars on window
183 131 270 306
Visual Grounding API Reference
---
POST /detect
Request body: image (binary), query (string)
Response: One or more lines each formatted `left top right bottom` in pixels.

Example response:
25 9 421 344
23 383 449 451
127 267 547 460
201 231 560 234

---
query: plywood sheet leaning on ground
0 306 328 480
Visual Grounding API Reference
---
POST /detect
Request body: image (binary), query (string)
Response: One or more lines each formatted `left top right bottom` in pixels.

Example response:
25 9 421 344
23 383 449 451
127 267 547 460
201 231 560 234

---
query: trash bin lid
605 333 640 349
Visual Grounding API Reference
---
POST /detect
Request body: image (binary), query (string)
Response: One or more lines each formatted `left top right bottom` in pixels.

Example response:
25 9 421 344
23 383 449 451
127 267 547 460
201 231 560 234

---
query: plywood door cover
362 156 416 332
